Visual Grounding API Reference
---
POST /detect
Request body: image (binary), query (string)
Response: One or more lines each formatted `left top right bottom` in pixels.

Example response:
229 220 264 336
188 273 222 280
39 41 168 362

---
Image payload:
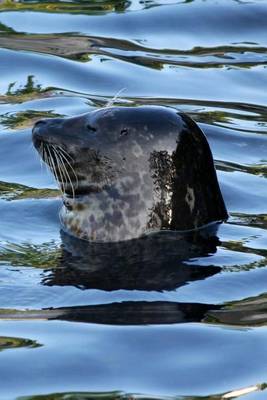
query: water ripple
1 0 267 398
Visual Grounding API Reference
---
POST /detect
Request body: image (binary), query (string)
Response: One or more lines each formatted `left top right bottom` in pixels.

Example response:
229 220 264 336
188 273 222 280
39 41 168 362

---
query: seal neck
170 114 228 230
60 189 154 242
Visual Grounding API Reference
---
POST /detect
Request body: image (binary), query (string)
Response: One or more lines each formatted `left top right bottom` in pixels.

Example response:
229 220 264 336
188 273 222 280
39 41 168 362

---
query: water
1 0 267 399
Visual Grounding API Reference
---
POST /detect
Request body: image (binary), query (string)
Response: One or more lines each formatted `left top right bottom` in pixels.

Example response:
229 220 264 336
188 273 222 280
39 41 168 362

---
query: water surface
1 1 267 399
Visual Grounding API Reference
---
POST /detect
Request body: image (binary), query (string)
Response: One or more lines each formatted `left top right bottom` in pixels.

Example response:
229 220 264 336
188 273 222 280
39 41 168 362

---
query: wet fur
32 106 227 242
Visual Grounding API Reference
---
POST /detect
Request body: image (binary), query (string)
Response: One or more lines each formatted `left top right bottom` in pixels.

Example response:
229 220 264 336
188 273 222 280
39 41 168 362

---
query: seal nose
32 118 49 135
32 119 51 148
34 119 47 128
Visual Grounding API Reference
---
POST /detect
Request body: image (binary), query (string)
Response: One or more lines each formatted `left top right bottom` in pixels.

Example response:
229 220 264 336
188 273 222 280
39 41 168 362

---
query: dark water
1 0 267 399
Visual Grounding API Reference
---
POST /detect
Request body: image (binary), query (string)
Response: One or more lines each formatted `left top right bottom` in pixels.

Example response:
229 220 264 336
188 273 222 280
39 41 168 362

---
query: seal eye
63 199 73 211
120 128 128 136
87 124 97 133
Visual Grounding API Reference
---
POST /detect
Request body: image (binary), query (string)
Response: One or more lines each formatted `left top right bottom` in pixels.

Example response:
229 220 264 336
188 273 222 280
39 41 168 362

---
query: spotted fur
32 106 228 242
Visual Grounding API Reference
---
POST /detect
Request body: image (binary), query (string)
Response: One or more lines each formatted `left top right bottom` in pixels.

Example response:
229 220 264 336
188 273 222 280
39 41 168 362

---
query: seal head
32 106 227 242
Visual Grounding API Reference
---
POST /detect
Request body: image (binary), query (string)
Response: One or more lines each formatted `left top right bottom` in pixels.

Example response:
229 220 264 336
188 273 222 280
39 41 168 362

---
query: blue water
1 1 267 399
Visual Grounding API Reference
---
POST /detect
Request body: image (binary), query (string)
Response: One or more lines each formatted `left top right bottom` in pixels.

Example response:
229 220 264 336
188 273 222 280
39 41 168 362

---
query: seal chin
32 106 228 242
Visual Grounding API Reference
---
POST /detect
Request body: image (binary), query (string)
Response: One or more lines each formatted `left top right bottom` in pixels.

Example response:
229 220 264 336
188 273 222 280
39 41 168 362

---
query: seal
32 105 228 242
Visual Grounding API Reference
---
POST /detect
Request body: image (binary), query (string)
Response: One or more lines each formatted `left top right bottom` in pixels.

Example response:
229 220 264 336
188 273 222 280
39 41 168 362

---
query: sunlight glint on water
0 1 267 399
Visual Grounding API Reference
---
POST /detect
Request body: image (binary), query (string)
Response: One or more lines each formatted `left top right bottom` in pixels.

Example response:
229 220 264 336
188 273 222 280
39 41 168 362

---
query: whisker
55 144 74 161
56 147 78 189
43 145 53 175
51 145 66 196
46 145 63 194
38 141 77 199
39 142 44 170
56 148 75 199
41 143 48 171
105 87 126 108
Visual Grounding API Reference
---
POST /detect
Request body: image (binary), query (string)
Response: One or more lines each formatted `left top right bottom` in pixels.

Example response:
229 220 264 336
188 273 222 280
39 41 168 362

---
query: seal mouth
38 140 78 197
35 138 105 197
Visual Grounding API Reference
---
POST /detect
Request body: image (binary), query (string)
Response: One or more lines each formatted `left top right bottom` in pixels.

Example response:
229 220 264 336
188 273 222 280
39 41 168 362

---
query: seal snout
32 119 51 150
32 117 66 149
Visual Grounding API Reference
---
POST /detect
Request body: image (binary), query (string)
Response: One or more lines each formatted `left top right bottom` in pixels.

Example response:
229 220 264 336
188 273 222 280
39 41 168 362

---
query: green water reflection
0 335 41 351
0 0 131 14
15 385 267 400
0 241 61 268
0 181 59 200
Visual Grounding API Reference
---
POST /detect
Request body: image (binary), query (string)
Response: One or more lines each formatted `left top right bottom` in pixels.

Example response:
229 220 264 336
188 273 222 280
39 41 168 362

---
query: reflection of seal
32 106 228 242
44 228 221 291
41 226 221 324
